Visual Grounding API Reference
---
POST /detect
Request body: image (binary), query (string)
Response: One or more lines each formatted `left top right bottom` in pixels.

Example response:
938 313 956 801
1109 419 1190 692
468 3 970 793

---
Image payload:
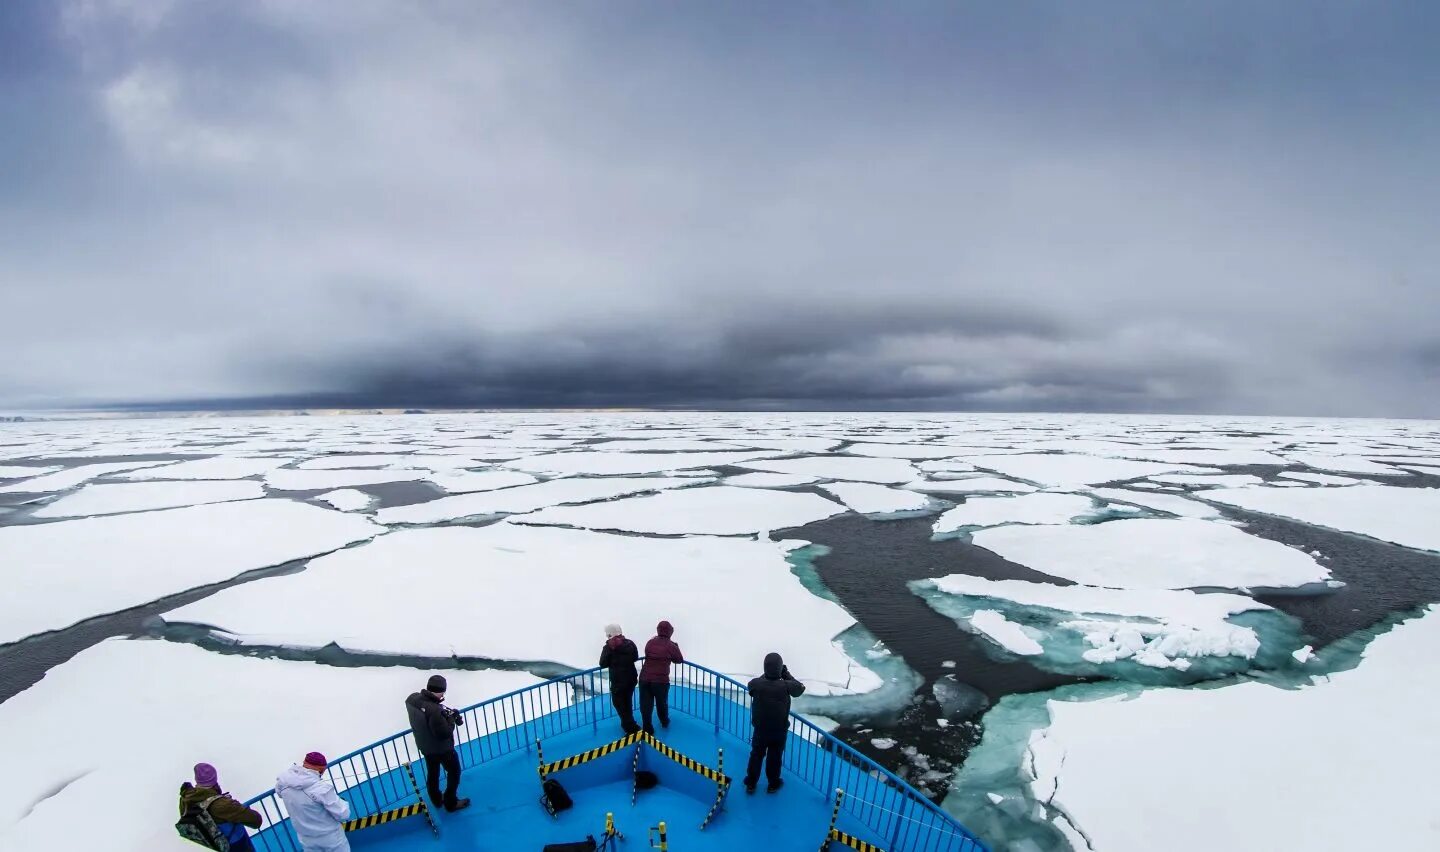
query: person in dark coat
599 623 641 735
178 762 263 851
743 652 806 794
405 674 471 812
638 620 683 735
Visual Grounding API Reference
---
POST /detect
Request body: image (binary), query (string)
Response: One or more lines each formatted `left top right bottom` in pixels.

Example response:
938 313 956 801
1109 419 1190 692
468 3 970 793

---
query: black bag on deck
542 777 574 812
541 838 596 852
634 770 659 789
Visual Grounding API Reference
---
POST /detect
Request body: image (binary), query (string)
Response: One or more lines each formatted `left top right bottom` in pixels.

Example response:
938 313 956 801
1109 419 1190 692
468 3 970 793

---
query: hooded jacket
405 689 457 757
178 782 262 846
600 634 640 690
275 764 349 848
639 621 683 684
747 653 806 734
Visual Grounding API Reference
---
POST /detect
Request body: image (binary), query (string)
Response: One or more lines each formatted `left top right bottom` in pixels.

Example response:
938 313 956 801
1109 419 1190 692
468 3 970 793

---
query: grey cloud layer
1 1 1437 414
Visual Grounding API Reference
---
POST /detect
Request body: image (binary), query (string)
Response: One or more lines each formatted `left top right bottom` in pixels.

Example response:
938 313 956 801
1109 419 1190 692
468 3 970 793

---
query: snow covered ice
517 484 846 534
31 479 265 518
1207 484 1440 552
931 493 1105 537
374 476 705 524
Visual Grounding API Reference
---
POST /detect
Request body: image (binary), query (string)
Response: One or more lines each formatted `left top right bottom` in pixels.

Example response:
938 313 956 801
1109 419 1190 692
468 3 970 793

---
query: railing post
824 737 839 800
889 793 906 849
712 673 720 734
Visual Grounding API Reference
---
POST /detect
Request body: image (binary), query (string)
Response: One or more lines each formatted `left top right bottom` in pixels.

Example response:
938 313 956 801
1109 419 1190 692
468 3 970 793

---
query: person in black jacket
599 623 641 735
744 652 806 794
405 674 471 812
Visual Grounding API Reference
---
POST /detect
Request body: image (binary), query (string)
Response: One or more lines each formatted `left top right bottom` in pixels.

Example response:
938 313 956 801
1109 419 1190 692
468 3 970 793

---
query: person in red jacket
638 620 683 735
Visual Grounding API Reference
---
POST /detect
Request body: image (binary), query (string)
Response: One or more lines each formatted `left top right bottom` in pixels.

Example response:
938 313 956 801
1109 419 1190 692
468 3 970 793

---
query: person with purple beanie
639 620 683 735
276 752 351 851
177 762 262 850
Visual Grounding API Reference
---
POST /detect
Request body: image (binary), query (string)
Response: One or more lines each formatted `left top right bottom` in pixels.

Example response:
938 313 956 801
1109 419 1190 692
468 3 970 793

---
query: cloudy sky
2 1 1437 415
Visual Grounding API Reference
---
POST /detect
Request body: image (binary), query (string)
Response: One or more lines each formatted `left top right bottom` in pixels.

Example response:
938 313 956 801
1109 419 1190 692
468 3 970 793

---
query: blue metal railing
242 662 987 852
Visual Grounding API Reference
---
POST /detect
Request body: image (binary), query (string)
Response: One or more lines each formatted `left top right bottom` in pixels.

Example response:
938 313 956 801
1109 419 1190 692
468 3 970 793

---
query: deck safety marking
342 802 424 832
631 741 642 807
401 761 439 836
826 828 886 852
699 747 728 831
541 731 643 776
638 732 732 786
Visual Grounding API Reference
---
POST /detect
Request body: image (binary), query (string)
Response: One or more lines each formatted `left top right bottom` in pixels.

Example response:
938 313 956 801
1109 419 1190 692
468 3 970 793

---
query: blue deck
244 665 987 852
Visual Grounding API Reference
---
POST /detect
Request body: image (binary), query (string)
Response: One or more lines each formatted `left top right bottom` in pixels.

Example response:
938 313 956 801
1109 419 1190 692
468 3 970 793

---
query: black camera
442 706 465 726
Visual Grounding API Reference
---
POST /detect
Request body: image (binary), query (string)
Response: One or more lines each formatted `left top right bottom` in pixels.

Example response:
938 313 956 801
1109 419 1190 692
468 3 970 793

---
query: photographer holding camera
405 675 471 812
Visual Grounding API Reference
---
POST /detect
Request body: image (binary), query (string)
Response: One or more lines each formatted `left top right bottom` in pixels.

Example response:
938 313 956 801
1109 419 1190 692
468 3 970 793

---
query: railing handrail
243 660 984 849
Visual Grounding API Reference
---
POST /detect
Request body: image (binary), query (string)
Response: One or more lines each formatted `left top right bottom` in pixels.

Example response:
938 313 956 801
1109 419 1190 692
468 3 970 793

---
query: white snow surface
968 610 1044 655
505 450 779 476
426 469 539 494
1276 471 1366 486
1283 452 1410 476
31 480 265 518
0 464 61 479
1086 488 1222 519
1147 473 1265 488
1206 484 1440 553
724 472 821 488
516 485 846 535
931 493 1101 535
0 639 544 852
735 455 921 484
845 443 974 460
118 456 291 480
374 477 704 524
0 500 381 644
1032 606 1440 852
819 482 932 515
976 454 1211 487
904 477 1038 494
165 523 879 695
314 489 376 511
265 467 432 491
0 461 174 493
971 518 1330 590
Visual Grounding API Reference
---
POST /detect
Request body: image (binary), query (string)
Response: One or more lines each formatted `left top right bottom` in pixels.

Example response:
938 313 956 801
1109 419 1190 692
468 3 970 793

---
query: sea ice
916 459 980 474
426 469 539 494
0 465 61 479
931 493 1102 536
1147 474 1265 488
0 639 544 851
505 450 779 476
1283 452 1409 476
515 485 845 535
976 454 1211 488
314 489 376 512
0 461 175 494
30 480 265 518
118 456 291 480
164 523 878 695
0 500 381 644
971 518 1330 590
1025 607 1440 851
724 472 821 488
968 611 1044 656
374 477 704 525
264 468 432 491
1276 471 1365 486
735 456 921 484
1085 488 1222 519
819 483 933 515
845 443 975 460
903 477 1038 494
1206 484 1440 553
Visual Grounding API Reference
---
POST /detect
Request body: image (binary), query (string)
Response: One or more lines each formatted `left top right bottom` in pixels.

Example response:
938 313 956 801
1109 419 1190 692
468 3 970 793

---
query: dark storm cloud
1 1 1438 415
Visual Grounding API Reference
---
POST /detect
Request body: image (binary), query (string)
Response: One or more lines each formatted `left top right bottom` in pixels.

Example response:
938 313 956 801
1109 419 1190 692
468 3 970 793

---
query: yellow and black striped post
699 747 729 831
402 761 439 836
828 788 845 835
536 738 546 781
605 811 623 840
826 829 886 852
631 739 642 807
648 820 669 851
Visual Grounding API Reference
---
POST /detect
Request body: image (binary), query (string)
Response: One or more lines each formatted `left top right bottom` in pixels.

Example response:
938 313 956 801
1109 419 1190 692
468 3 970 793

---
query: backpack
176 794 230 851
541 839 596 852
541 777 573 814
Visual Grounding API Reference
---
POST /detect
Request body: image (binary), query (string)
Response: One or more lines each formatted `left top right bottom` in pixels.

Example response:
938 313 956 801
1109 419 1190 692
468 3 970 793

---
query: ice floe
723 472 821 488
0 464 61 479
264 467 432 491
314 489 376 512
505 450 778 476
845 443 974 460
1021 607 1440 851
1085 488 1222 519
968 610 1044 656
1282 452 1409 476
1276 471 1365 486
913 574 1280 674
426 469 539 494
735 456 921 484
0 500 380 644
975 454 1212 487
516 485 845 535
0 639 544 851
31 480 265 518
818 483 933 516
1146 473 1265 488
1207 484 1440 552
164 523 879 695
931 493 1103 536
904 476 1038 494
118 456 291 480
375 476 703 525
970 518 1330 590
0 461 176 494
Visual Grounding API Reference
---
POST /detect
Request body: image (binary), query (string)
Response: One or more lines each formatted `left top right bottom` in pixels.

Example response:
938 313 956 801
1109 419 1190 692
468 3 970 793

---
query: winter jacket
178 782 262 846
747 652 806 734
600 635 639 691
275 764 349 850
406 689 458 757
639 621 683 684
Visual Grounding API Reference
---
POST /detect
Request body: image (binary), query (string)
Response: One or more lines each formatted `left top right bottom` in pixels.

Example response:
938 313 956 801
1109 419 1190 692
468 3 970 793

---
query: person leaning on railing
275 752 350 852
743 652 806 794
177 762 262 850
600 623 641 735
639 620 684 735
404 674 471 813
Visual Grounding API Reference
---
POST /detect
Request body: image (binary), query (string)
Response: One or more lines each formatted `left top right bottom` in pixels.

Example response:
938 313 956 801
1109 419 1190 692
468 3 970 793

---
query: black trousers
425 748 462 809
638 681 670 732
744 729 787 786
611 682 640 734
